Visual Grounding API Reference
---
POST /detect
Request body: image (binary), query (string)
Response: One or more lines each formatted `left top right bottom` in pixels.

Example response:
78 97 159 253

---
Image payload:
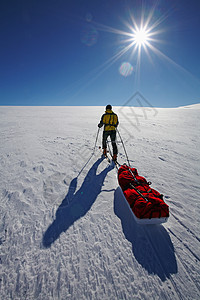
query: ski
113 159 120 167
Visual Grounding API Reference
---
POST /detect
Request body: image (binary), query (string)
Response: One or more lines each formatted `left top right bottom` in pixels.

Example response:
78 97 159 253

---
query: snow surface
0 105 199 300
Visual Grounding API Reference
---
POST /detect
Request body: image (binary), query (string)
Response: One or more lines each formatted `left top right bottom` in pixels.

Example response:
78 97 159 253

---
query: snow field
0 105 200 299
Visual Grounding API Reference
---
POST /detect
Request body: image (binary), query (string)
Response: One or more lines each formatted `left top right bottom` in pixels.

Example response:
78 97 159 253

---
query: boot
112 154 117 161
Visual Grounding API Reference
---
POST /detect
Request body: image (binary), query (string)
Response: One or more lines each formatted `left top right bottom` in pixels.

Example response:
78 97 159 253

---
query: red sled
118 165 169 225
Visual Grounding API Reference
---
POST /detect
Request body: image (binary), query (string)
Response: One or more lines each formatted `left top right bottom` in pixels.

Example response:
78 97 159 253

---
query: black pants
102 130 118 155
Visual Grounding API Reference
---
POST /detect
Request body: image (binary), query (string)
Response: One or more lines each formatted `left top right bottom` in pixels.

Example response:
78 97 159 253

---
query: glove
98 123 103 128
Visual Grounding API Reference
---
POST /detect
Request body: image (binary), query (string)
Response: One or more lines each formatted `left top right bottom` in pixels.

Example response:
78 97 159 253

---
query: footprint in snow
20 161 27 167
33 165 44 173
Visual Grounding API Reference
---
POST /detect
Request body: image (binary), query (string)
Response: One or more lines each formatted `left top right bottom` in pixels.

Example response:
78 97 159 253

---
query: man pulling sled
97 105 169 224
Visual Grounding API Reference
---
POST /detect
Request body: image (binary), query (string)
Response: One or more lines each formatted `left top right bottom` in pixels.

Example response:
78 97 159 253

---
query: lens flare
81 24 98 46
119 62 133 77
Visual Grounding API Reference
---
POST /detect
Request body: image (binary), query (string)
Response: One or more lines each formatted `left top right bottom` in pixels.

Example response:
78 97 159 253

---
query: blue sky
0 0 200 107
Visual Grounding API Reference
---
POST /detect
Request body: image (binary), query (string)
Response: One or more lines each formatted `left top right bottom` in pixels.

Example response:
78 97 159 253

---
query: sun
132 27 150 47
88 7 170 84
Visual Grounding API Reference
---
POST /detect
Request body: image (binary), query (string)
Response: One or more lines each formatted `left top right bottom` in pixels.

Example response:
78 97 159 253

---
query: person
98 104 119 161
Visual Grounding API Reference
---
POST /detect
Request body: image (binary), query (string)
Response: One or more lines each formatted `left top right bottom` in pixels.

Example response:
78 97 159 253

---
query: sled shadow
114 187 178 281
43 158 114 248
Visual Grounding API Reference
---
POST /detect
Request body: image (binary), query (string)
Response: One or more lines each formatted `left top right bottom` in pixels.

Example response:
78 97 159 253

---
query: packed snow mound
0 106 199 299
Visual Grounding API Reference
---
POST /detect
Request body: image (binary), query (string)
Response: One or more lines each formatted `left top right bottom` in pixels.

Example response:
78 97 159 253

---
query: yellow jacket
99 109 119 131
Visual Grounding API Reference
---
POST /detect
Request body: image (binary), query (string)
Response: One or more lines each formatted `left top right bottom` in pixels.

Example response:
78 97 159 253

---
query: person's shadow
43 157 114 248
114 187 178 281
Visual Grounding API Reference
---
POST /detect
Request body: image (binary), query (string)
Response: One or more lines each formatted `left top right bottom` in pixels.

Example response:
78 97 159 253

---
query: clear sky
0 0 200 107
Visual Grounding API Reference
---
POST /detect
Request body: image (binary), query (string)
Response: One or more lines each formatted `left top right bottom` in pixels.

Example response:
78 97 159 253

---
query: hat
106 104 112 110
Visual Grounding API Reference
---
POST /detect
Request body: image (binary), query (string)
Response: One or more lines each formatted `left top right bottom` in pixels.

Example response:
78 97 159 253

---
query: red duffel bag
118 165 169 219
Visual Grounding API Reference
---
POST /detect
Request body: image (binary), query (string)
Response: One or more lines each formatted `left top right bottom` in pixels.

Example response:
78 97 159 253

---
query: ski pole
93 127 100 153
117 129 130 167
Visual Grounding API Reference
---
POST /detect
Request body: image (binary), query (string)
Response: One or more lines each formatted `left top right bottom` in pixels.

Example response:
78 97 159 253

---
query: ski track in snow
0 106 200 299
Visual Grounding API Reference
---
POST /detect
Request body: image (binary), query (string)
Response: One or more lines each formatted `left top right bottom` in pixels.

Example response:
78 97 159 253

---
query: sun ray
146 42 200 83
